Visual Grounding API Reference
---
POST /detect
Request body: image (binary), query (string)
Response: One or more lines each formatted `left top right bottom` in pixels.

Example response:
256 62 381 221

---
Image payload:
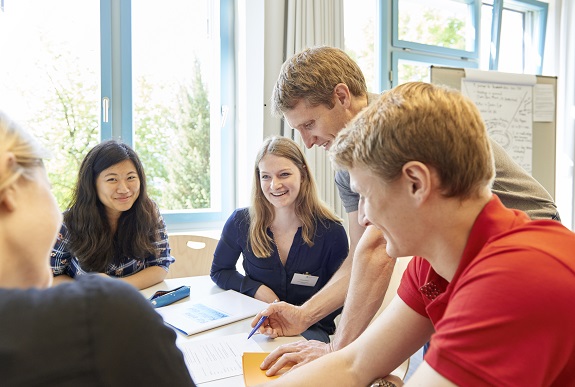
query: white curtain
545 0 575 229
283 0 346 219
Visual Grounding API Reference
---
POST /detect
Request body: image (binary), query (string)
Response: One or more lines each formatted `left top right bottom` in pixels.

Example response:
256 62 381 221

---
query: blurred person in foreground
0 112 195 386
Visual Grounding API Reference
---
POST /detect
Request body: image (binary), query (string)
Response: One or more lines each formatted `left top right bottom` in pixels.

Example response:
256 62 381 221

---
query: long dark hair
64 140 159 272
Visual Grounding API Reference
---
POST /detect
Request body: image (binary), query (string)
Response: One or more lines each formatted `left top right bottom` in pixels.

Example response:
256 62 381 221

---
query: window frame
100 0 235 231
391 51 478 86
486 0 548 73
391 0 480 60
378 0 548 91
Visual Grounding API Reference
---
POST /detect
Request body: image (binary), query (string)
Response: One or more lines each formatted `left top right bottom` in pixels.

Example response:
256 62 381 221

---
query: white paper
156 290 268 335
461 79 533 173
178 333 263 384
464 68 536 85
533 84 555 122
291 273 319 287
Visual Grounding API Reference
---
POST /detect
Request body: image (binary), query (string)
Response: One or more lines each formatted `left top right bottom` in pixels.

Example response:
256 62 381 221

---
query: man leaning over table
261 81 575 387
253 46 561 376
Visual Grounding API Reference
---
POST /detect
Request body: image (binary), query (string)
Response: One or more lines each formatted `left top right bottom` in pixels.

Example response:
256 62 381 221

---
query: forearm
263 330 393 387
121 266 167 290
332 253 396 350
264 343 359 387
299 257 352 327
265 297 432 387
332 225 395 350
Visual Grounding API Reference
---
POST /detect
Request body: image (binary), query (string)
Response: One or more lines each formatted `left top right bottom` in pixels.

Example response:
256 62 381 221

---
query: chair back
166 234 219 278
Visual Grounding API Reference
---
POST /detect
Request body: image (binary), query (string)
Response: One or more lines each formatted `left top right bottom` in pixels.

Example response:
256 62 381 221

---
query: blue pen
247 299 278 340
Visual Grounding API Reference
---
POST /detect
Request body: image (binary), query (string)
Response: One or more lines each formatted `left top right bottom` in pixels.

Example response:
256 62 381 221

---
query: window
393 0 479 58
0 0 234 231
0 0 101 205
344 0 378 92
344 0 548 91
481 0 548 74
127 0 234 229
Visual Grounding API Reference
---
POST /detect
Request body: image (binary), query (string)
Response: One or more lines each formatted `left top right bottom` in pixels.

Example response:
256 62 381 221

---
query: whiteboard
430 66 557 199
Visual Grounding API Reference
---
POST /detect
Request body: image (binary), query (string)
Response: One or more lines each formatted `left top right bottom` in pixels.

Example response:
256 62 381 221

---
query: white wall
544 0 575 229
235 0 285 210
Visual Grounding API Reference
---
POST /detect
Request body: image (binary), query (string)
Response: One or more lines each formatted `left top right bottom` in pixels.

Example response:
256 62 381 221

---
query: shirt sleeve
323 220 349 278
490 138 559 220
396 256 430 318
334 170 359 213
210 209 264 297
145 210 175 271
50 222 73 276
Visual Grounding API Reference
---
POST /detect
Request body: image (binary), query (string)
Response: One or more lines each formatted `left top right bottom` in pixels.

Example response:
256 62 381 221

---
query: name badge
291 273 319 287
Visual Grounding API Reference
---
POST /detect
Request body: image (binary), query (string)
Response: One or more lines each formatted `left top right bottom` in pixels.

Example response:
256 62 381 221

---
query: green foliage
27 51 100 211
133 78 171 204
396 7 467 85
346 16 376 91
398 62 431 85
163 59 211 210
399 9 466 50
25 50 211 213
134 59 211 210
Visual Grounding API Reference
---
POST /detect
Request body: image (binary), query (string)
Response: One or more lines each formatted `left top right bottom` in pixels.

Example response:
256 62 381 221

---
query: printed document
178 333 263 384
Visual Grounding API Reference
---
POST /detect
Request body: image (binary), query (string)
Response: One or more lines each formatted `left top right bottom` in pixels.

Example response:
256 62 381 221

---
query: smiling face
283 99 351 151
350 165 415 259
258 154 302 211
96 159 140 222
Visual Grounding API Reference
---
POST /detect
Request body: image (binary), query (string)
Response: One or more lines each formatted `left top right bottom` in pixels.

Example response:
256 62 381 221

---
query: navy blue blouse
210 208 349 335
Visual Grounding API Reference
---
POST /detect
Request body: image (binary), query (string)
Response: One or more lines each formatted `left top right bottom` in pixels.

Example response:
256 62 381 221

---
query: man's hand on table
260 339 332 376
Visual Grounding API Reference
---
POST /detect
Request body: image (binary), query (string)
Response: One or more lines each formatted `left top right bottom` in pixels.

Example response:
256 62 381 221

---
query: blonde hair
271 46 367 116
0 112 47 199
249 136 341 258
330 82 494 199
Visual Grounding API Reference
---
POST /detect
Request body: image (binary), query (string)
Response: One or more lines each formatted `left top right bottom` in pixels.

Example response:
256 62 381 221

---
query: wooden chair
166 234 220 278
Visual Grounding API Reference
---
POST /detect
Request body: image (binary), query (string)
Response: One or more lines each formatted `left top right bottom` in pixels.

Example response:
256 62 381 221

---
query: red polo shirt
398 195 575 386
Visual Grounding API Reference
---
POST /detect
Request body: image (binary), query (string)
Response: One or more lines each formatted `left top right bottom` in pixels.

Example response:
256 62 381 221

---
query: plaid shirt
50 211 174 278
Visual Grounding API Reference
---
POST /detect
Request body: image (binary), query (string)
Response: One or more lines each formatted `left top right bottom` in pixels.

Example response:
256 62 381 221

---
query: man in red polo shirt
262 82 575 386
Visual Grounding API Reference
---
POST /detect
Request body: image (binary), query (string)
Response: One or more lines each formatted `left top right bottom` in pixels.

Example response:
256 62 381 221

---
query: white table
142 275 408 385
141 276 305 386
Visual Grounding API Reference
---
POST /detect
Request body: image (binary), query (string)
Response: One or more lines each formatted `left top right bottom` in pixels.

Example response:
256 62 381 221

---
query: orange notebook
242 352 291 386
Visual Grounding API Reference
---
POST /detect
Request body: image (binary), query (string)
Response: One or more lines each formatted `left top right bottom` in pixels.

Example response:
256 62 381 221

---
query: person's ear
0 153 17 212
402 161 432 205
333 83 352 108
